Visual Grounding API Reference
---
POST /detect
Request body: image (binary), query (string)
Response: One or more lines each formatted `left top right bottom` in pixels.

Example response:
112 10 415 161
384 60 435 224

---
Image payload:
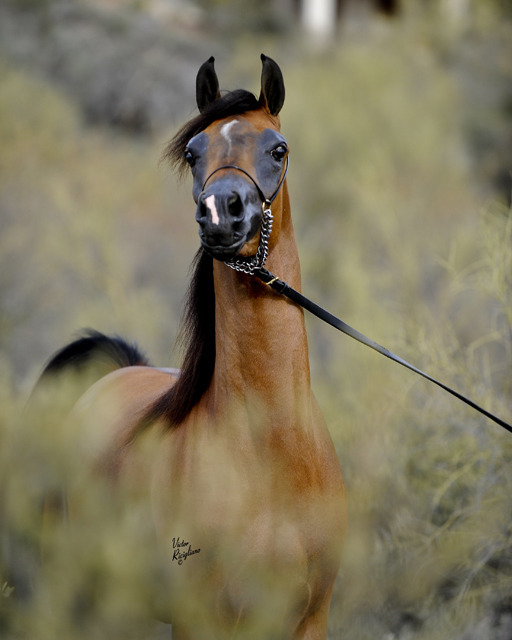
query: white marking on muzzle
205 194 220 225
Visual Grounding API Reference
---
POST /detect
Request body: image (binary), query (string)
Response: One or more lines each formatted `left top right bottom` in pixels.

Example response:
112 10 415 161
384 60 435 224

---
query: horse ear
196 56 221 113
259 54 285 117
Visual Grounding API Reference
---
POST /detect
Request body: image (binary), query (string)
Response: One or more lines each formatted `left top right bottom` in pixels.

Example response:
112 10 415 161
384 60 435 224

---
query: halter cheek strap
201 156 289 274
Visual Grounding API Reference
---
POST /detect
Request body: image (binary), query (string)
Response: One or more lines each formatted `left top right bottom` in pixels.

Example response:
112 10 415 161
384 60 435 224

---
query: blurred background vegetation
1 0 511 638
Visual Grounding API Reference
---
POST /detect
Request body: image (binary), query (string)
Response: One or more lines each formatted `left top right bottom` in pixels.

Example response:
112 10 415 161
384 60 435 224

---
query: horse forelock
163 89 261 176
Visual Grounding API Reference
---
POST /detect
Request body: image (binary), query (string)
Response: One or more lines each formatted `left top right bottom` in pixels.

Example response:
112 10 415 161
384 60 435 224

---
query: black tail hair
30 331 150 565
41 329 150 378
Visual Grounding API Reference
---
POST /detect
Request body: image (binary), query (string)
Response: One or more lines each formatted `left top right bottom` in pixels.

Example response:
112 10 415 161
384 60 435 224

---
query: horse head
182 55 289 262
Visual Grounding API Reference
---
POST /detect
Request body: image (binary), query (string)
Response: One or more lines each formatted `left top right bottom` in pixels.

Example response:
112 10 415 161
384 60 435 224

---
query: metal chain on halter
223 202 274 275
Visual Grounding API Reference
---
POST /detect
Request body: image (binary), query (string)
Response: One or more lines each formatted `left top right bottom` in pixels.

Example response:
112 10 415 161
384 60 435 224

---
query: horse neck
210 186 312 420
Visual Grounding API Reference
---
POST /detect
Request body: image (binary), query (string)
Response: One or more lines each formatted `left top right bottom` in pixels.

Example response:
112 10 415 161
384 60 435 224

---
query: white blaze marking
206 119 238 225
220 119 238 153
205 194 220 225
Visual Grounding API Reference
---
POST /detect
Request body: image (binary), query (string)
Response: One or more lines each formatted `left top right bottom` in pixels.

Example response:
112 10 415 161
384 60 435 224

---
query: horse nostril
227 193 243 218
197 195 208 222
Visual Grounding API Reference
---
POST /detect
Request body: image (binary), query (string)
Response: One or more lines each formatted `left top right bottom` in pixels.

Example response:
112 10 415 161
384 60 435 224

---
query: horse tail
32 330 151 536
41 329 150 377
31 329 151 420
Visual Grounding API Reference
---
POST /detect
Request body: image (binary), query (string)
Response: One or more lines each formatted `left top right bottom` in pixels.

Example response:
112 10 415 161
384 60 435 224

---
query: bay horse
39 55 347 639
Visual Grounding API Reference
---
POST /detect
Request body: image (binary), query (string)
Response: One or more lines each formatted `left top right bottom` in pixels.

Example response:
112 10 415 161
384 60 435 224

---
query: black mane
164 89 261 175
148 248 215 427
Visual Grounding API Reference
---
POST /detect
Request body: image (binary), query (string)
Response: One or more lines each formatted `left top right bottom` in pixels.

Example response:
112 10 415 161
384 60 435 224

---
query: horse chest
148 427 344 635
152 423 343 578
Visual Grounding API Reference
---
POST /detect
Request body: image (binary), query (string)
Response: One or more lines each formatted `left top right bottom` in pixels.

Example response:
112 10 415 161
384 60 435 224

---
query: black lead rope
254 266 512 435
210 156 512 434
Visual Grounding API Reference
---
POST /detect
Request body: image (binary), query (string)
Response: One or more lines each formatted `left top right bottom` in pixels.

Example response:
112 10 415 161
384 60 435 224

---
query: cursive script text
171 537 201 566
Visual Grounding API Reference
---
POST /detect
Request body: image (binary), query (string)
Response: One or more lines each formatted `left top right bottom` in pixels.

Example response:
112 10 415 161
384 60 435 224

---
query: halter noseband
201 156 289 274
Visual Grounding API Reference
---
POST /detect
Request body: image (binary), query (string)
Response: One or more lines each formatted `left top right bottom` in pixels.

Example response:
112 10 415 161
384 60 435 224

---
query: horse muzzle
195 181 261 260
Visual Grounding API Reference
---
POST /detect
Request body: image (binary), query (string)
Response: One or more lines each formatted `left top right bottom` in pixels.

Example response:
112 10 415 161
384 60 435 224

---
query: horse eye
184 149 196 168
271 144 287 162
